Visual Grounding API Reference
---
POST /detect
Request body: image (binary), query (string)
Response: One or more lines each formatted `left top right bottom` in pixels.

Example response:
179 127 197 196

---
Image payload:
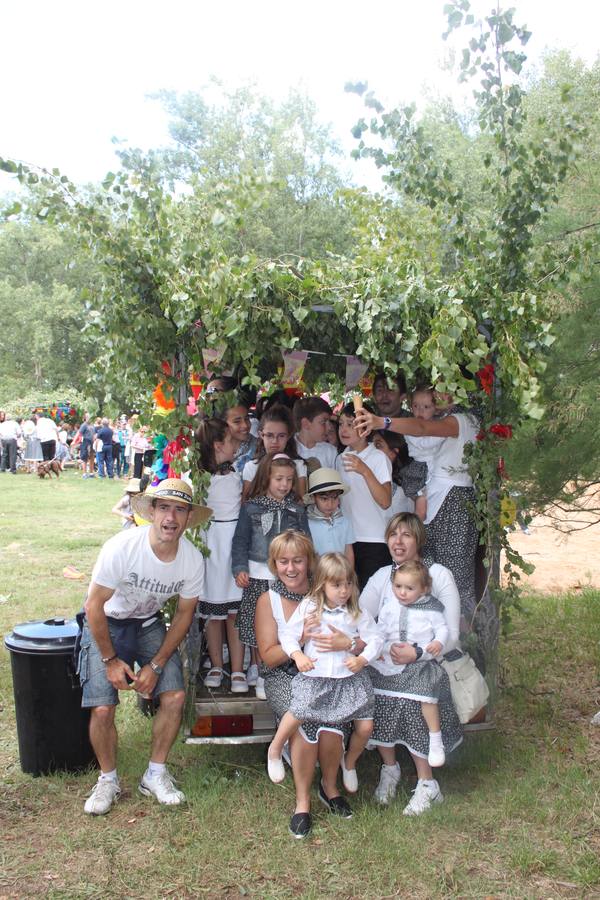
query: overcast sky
2 0 598 190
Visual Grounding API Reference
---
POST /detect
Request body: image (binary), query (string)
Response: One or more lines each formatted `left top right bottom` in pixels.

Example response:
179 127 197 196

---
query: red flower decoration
477 364 495 396
489 423 512 440
476 430 486 441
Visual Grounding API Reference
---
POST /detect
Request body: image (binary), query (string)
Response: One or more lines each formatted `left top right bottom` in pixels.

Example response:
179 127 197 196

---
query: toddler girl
267 552 382 789
399 387 446 521
196 418 247 692
371 559 448 766
232 453 310 697
241 404 306 501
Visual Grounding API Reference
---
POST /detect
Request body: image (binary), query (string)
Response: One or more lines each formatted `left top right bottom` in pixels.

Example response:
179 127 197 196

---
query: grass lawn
1 470 599 899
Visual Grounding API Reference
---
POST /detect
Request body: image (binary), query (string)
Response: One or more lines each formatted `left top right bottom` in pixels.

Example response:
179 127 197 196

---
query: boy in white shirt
294 396 338 470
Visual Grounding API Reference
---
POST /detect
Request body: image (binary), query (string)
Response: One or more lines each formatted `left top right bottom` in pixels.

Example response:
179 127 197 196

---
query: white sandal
203 667 224 688
230 671 249 693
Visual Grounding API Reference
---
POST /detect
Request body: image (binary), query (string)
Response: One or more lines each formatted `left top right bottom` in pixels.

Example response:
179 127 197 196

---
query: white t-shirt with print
335 444 392 543
91 526 205 619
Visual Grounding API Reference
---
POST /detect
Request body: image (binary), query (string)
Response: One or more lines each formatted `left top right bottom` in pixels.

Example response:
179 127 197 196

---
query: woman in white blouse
359 513 463 816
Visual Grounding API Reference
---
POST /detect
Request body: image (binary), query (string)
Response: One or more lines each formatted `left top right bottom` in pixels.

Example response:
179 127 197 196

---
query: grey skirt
369 659 446 703
263 664 351 745
367 664 462 759
290 671 374 723
399 459 428 500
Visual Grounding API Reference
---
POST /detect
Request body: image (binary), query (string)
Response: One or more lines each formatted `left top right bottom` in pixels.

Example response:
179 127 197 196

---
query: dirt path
506 499 600 593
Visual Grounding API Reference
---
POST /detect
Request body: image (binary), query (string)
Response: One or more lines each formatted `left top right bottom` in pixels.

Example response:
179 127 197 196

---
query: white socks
146 761 166 778
99 769 118 783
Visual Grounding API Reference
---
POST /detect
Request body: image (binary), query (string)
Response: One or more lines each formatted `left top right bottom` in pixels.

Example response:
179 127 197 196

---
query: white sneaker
341 753 358 793
139 769 185 805
255 676 266 700
84 777 121 815
246 664 259 686
373 763 401 806
403 779 443 816
428 743 446 767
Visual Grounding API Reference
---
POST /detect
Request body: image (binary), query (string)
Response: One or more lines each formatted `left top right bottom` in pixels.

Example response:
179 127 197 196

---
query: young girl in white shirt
371 559 448 766
267 552 383 791
196 418 247 693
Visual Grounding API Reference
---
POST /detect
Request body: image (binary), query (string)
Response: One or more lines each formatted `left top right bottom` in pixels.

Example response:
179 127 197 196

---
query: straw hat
125 478 142 493
303 467 350 505
132 478 213 528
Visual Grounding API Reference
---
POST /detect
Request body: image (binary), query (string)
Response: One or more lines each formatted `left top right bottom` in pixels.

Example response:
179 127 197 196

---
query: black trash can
4 617 96 776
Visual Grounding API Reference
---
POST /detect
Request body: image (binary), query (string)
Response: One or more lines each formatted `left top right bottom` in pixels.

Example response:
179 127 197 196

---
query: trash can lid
4 617 80 654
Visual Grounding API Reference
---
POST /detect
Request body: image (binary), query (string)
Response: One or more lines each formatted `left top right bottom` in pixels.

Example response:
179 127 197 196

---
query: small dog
38 460 61 479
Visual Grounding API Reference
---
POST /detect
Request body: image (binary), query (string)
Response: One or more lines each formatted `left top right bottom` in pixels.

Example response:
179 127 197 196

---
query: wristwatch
149 660 164 675
382 416 392 431
348 637 357 652
412 643 423 660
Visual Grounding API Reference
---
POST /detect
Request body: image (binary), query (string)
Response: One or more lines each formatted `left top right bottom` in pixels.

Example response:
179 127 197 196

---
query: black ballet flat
318 782 353 819
289 812 312 839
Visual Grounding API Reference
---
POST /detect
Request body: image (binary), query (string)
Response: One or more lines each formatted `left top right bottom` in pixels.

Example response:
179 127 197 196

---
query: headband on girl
272 453 291 460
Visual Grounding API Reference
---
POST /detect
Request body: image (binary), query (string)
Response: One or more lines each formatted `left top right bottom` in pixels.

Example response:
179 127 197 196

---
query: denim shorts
78 618 184 708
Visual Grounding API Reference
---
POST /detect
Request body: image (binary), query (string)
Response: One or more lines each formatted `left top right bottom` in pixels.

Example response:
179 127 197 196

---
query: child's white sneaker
373 763 401 805
403 779 443 816
427 732 445 767
341 753 358 793
428 745 445 767
255 676 266 700
246 663 259 686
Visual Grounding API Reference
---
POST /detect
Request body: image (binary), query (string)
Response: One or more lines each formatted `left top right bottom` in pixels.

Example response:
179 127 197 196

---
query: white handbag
441 652 490 724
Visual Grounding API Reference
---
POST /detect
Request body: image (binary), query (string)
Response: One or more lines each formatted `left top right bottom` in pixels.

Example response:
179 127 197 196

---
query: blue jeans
98 446 114 478
79 618 184 707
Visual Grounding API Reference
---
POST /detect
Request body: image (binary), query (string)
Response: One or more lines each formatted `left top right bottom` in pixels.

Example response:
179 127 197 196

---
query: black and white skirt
400 459 428 500
290 670 374 723
367 665 462 759
197 599 241 620
263 664 351 745
369 659 445 704
235 578 269 646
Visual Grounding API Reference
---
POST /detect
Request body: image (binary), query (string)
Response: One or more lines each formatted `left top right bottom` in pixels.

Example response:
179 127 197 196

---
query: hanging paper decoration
161 360 173 376
345 356 368 390
152 382 176 416
189 372 203 400
282 350 308 390
202 346 226 377
187 397 198 416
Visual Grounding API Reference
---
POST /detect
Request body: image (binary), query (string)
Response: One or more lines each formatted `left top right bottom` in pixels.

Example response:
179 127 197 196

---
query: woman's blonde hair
391 559 432 593
310 552 360 619
268 530 316 577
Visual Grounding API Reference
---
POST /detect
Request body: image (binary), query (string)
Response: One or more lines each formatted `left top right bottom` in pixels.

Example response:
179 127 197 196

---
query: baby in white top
402 387 446 521
372 560 449 767
267 553 382 793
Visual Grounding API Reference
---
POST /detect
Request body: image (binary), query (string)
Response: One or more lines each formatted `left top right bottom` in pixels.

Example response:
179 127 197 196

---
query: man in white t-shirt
294 396 338 469
81 479 212 816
